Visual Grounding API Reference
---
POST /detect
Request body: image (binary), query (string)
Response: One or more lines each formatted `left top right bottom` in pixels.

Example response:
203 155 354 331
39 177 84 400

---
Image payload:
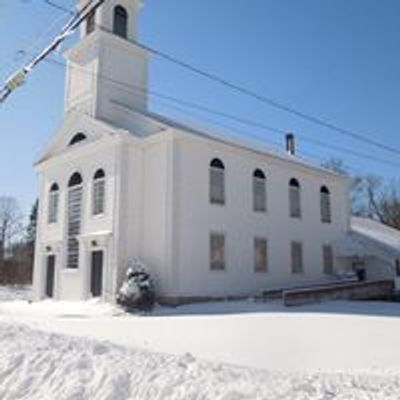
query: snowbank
1 321 399 400
2 298 400 372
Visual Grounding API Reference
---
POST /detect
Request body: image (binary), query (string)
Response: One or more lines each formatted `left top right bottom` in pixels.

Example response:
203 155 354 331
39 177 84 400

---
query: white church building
33 0 362 303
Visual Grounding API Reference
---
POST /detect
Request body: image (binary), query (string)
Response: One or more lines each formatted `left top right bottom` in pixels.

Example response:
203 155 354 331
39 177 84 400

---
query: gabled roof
35 111 121 166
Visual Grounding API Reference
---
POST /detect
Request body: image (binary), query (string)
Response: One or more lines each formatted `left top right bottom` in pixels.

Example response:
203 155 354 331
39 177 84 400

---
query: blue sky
0 0 399 216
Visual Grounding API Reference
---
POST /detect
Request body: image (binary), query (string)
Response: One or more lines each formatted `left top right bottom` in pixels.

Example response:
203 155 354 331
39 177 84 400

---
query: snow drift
1 321 400 400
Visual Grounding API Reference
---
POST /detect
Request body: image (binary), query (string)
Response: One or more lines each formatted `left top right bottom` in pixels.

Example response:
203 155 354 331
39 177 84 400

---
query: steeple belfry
64 0 148 130
78 0 142 40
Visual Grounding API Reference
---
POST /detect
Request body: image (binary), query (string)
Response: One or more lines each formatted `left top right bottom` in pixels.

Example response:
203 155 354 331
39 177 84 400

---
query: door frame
90 249 104 298
45 254 56 298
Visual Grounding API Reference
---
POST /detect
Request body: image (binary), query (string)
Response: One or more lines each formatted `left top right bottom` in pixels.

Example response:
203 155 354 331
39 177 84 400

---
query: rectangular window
210 169 225 205
323 245 334 275
210 233 225 271
254 237 268 272
291 241 303 274
48 192 59 224
93 179 105 215
290 188 301 218
253 178 266 212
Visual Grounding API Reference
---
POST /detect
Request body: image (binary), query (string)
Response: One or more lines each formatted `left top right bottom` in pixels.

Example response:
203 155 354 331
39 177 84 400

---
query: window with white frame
67 172 83 269
48 183 59 224
68 133 86 146
254 237 268 272
209 158 225 205
93 169 105 216
253 169 266 212
291 241 303 274
320 186 332 223
323 244 334 275
210 232 225 271
289 178 301 218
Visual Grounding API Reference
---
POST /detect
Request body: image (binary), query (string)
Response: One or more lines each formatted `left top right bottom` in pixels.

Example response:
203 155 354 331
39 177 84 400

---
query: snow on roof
144 108 347 179
334 217 400 259
112 100 348 180
352 217 400 251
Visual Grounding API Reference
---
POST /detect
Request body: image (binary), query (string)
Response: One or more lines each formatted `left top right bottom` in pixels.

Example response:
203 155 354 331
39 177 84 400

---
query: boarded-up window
93 169 105 215
320 186 331 223
291 241 303 274
253 169 266 212
48 183 59 224
289 178 301 218
209 158 225 205
323 245 334 275
210 233 225 271
254 237 268 272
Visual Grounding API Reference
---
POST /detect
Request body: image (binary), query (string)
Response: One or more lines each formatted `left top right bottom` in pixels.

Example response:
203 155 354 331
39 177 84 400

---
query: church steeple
64 0 148 130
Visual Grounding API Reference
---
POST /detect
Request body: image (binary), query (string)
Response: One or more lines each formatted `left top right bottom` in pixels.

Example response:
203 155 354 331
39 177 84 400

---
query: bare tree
0 196 23 267
320 158 400 227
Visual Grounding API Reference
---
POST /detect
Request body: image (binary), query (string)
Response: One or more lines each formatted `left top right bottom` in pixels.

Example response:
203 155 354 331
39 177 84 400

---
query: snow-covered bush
116 260 155 312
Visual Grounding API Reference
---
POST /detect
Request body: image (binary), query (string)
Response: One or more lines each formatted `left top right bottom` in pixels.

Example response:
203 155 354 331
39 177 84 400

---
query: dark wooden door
46 255 55 298
91 251 103 297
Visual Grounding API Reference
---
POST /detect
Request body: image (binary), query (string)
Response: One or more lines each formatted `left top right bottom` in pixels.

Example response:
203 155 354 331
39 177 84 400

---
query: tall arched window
113 5 128 39
253 169 266 212
48 183 59 224
67 172 83 269
69 133 87 146
320 186 331 223
209 158 225 205
93 169 106 215
289 178 301 218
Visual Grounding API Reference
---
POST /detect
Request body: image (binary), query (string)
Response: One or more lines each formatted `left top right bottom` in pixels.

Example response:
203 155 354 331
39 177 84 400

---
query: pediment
35 111 120 165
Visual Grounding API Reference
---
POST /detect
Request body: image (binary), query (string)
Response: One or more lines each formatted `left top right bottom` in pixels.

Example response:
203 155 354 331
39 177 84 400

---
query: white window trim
92 178 106 217
209 231 226 272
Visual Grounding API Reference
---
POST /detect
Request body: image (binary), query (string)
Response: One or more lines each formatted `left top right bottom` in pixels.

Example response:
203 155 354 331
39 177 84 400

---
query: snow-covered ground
1 286 400 399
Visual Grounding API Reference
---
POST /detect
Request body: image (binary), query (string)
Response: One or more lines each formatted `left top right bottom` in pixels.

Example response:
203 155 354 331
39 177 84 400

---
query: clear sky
1 0 399 217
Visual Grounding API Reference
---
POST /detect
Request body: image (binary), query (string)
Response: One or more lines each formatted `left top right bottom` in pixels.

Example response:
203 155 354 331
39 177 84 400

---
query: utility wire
132 39 400 156
0 0 105 104
44 57 400 169
43 0 74 15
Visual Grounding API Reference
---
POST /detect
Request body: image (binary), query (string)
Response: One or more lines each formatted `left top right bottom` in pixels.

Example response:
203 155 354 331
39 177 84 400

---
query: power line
0 0 105 103
133 39 400 156
44 57 400 169
43 0 74 15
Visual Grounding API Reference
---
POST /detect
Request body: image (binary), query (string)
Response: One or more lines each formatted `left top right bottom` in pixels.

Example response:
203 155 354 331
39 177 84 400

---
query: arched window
93 169 106 215
48 183 59 224
289 178 301 218
86 9 96 35
69 133 87 146
253 169 266 212
67 172 83 269
113 5 128 39
68 172 83 187
320 186 331 223
209 158 225 205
